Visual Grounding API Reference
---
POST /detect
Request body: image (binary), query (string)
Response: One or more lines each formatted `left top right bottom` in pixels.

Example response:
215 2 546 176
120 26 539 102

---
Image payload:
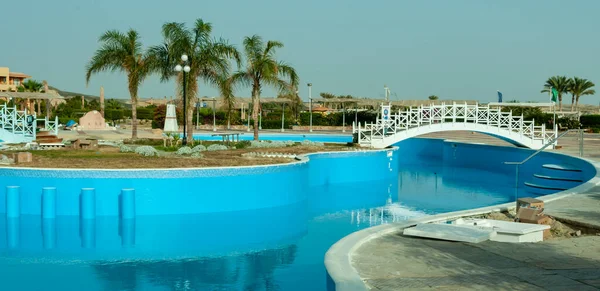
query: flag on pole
497 91 503 103
551 87 558 103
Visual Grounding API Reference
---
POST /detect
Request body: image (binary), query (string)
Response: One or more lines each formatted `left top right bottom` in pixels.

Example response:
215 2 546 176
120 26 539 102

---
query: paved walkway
353 234 600 290
351 131 600 290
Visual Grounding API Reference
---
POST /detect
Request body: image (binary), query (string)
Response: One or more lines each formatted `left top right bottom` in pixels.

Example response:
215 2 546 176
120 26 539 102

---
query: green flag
551 87 558 103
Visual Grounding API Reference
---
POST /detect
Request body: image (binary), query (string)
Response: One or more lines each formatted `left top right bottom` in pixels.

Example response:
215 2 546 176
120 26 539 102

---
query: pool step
523 182 568 191
542 164 582 172
533 174 583 183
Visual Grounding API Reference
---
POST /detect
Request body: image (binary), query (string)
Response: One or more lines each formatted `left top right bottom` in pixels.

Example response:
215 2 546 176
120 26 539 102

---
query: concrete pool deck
326 132 600 291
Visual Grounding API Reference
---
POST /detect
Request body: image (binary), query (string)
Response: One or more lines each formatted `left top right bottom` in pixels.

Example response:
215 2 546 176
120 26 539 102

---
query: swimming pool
0 138 595 290
192 133 353 143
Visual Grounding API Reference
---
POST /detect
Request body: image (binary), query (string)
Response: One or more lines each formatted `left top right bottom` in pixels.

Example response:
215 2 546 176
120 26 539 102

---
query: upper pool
192 132 353 143
0 138 595 290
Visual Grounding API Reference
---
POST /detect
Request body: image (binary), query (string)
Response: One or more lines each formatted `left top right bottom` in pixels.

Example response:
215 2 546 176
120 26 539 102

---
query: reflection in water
0 161 527 291
92 245 297 291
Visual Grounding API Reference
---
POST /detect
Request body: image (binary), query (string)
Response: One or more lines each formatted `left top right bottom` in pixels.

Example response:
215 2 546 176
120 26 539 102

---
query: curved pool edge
0 147 399 216
324 153 600 291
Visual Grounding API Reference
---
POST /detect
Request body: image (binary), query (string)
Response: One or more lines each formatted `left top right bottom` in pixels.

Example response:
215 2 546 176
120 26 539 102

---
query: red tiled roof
312 106 330 112
9 72 30 78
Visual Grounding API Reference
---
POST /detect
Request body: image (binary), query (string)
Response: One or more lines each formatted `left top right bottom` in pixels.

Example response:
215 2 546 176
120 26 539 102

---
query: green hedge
581 115 600 127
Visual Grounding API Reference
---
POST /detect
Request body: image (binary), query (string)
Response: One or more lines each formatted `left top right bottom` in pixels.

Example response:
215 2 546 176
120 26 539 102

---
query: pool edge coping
324 151 600 291
0 147 396 172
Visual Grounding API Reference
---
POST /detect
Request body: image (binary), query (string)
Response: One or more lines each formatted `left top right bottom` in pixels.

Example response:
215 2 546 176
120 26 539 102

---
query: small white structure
79 110 108 130
403 223 495 243
453 218 550 243
164 104 178 132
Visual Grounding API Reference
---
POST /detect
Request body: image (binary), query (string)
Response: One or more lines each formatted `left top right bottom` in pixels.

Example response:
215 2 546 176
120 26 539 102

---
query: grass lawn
0 142 356 169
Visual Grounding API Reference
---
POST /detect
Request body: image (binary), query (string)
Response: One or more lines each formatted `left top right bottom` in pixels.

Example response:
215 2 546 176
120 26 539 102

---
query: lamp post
281 102 285 132
384 85 390 103
212 97 216 132
308 83 313 132
174 54 190 146
342 101 346 133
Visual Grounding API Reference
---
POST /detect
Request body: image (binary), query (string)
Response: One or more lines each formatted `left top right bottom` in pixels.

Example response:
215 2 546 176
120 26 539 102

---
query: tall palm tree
148 19 240 139
21 79 43 92
568 77 595 111
85 29 152 139
541 76 570 111
229 35 299 140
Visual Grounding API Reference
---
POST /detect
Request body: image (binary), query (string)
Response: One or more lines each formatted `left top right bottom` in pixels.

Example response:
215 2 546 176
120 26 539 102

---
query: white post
342 102 346 133
354 105 358 130
308 83 313 132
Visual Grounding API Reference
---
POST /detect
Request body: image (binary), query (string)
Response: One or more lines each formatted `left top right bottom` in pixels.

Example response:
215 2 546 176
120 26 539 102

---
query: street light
281 102 285 132
174 54 191 145
212 97 216 132
384 85 390 103
308 83 313 132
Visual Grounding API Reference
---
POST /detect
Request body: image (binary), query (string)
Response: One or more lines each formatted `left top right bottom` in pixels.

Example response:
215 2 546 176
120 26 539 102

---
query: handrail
504 129 575 166
503 129 577 196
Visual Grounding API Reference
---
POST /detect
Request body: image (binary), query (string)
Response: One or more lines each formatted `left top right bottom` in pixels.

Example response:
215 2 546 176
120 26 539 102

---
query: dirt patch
0 145 357 169
471 211 597 240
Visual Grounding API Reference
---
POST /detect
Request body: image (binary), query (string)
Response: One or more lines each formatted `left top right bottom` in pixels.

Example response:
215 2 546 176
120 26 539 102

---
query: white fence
357 103 557 149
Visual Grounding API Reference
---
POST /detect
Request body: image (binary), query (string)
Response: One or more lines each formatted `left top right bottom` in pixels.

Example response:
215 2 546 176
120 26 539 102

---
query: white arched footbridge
356 103 557 149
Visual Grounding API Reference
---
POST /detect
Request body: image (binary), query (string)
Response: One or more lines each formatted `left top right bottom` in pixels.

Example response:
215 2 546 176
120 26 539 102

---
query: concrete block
12 152 32 163
517 197 544 212
403 223 495 243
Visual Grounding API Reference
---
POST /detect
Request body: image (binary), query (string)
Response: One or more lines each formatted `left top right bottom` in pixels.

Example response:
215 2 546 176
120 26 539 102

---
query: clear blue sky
2 0 600 104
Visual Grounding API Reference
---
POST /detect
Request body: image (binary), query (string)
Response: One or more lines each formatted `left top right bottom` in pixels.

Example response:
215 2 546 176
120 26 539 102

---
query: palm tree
428 95 439 101
229 35 299 140
541 76 570 111
21 80 43 92
85 29 153 139
568 77 595 111
148 19 240 139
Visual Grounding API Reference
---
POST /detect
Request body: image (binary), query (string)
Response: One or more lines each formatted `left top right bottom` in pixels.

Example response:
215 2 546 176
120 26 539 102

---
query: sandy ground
0 144 354 169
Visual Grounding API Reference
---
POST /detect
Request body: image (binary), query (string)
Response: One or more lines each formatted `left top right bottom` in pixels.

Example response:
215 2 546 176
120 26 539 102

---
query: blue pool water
192 133 353 143
0 138 595 290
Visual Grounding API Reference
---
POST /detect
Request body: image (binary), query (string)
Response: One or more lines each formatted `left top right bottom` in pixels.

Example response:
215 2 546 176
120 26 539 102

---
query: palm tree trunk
558 95 562 111
575 95 580 111
128 87 138 140
252 87 260 140
571 94 575 112
186 78 198 143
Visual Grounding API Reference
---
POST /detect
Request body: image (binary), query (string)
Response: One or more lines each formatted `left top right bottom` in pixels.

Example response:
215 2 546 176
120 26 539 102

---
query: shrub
191 152 204 158
234 140 251 149
135 146 158 157
207 144 228 151
176 146 193 155
581 115 600 128
119 145 133 153
249 140 294 148
301 140 325 147
192 145 207 152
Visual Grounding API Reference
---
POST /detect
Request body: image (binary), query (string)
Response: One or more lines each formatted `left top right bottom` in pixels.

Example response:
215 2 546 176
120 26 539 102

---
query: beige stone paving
354 234 600 290
352 131 600 290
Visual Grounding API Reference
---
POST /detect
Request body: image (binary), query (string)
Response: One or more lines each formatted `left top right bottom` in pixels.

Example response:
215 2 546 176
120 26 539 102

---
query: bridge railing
0 104 37 141
358 102 556 147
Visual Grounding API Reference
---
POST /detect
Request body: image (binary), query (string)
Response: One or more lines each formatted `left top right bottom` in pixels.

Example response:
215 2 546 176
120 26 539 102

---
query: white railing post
452 102 456 123
520 114 524 139
542 124 546 143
